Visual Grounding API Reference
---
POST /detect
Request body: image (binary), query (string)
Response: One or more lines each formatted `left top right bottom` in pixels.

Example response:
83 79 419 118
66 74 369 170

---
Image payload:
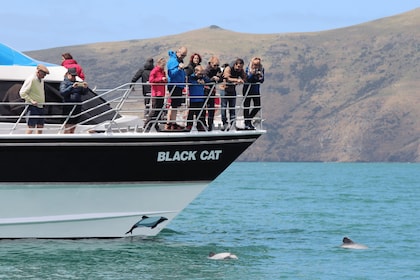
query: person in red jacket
143 57 167 132
61 52 86 80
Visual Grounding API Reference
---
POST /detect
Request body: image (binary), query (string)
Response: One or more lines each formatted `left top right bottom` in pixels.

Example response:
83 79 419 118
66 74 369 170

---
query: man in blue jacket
166 46 187 130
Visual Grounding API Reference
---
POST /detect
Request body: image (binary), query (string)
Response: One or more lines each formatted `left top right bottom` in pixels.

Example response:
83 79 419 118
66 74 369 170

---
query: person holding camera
60 67 88 133
242 57 264 130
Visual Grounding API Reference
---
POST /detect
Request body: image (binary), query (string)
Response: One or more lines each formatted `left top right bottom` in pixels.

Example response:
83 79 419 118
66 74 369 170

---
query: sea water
0 162 418 279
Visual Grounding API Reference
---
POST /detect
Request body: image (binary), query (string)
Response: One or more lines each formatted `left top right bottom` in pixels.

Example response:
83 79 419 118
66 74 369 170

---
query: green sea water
0 162 419 279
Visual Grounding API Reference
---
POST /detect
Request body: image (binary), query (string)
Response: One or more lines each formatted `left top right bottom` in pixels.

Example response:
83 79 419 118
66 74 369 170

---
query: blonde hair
249 57 263 70
208 56 220 65
157 57 166 66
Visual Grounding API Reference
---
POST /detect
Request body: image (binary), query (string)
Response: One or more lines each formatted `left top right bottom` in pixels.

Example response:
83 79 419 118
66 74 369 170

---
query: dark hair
234 58 244 65
62 52 73 60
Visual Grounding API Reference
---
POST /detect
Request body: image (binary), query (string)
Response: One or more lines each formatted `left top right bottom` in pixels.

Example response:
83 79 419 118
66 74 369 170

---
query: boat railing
0 82 263 134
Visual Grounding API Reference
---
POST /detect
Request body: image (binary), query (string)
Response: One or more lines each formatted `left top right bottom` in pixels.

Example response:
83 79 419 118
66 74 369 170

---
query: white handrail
0 82 263 134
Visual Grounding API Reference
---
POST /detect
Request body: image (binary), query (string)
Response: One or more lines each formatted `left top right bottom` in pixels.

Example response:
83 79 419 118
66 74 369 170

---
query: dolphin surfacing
340 237 368 249
125 216 168 234
208 252 238 260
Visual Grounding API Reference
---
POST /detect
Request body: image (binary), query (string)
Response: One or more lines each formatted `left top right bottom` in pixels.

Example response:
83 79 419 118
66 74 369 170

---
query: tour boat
0 43 265 238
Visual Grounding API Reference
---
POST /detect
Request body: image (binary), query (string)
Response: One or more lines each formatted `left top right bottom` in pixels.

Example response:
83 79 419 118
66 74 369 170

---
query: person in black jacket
242 57 264 130
184 53 202 77
204 56 222 131
131 58 154 117
60 67 88 134
221 58 246 131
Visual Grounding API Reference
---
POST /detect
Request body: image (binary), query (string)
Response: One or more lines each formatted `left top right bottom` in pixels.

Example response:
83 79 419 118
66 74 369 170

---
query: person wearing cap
19 64 49 134
59 67 89 133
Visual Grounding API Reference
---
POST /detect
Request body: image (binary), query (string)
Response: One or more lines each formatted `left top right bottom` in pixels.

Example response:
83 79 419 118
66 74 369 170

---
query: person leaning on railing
221 58 246 131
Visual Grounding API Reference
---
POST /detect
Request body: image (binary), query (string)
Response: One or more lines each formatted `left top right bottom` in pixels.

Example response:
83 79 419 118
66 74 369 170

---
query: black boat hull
0 132 262 183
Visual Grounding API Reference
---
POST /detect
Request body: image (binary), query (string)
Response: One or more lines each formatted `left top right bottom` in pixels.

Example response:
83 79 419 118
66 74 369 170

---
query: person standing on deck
166 46 187 131
242 57 264 130
143 57 167 132
184 53 202 77
186 65 211 131
19 64 49 134
61 52 86 81
60 67 89 134
204 56 222 131
130 58 154 117
221 58 246 131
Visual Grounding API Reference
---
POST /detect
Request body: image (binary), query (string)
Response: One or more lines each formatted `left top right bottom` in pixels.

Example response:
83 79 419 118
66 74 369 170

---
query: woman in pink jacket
143 57 167 132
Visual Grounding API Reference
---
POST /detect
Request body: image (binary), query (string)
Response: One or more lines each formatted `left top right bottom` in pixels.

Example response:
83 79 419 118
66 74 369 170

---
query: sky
1 0 419 52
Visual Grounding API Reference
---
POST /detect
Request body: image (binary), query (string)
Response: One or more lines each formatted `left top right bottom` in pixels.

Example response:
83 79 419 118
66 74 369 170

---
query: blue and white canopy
0 43 66 82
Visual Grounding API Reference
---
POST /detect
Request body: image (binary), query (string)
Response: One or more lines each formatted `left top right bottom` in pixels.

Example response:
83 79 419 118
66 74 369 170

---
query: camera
75 82 86 87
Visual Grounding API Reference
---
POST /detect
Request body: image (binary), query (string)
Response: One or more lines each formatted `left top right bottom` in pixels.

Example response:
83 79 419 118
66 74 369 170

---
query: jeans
220 90 236 125
144 96 165 130
205 94 215 128
187 101 206 128
243 91 261 125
